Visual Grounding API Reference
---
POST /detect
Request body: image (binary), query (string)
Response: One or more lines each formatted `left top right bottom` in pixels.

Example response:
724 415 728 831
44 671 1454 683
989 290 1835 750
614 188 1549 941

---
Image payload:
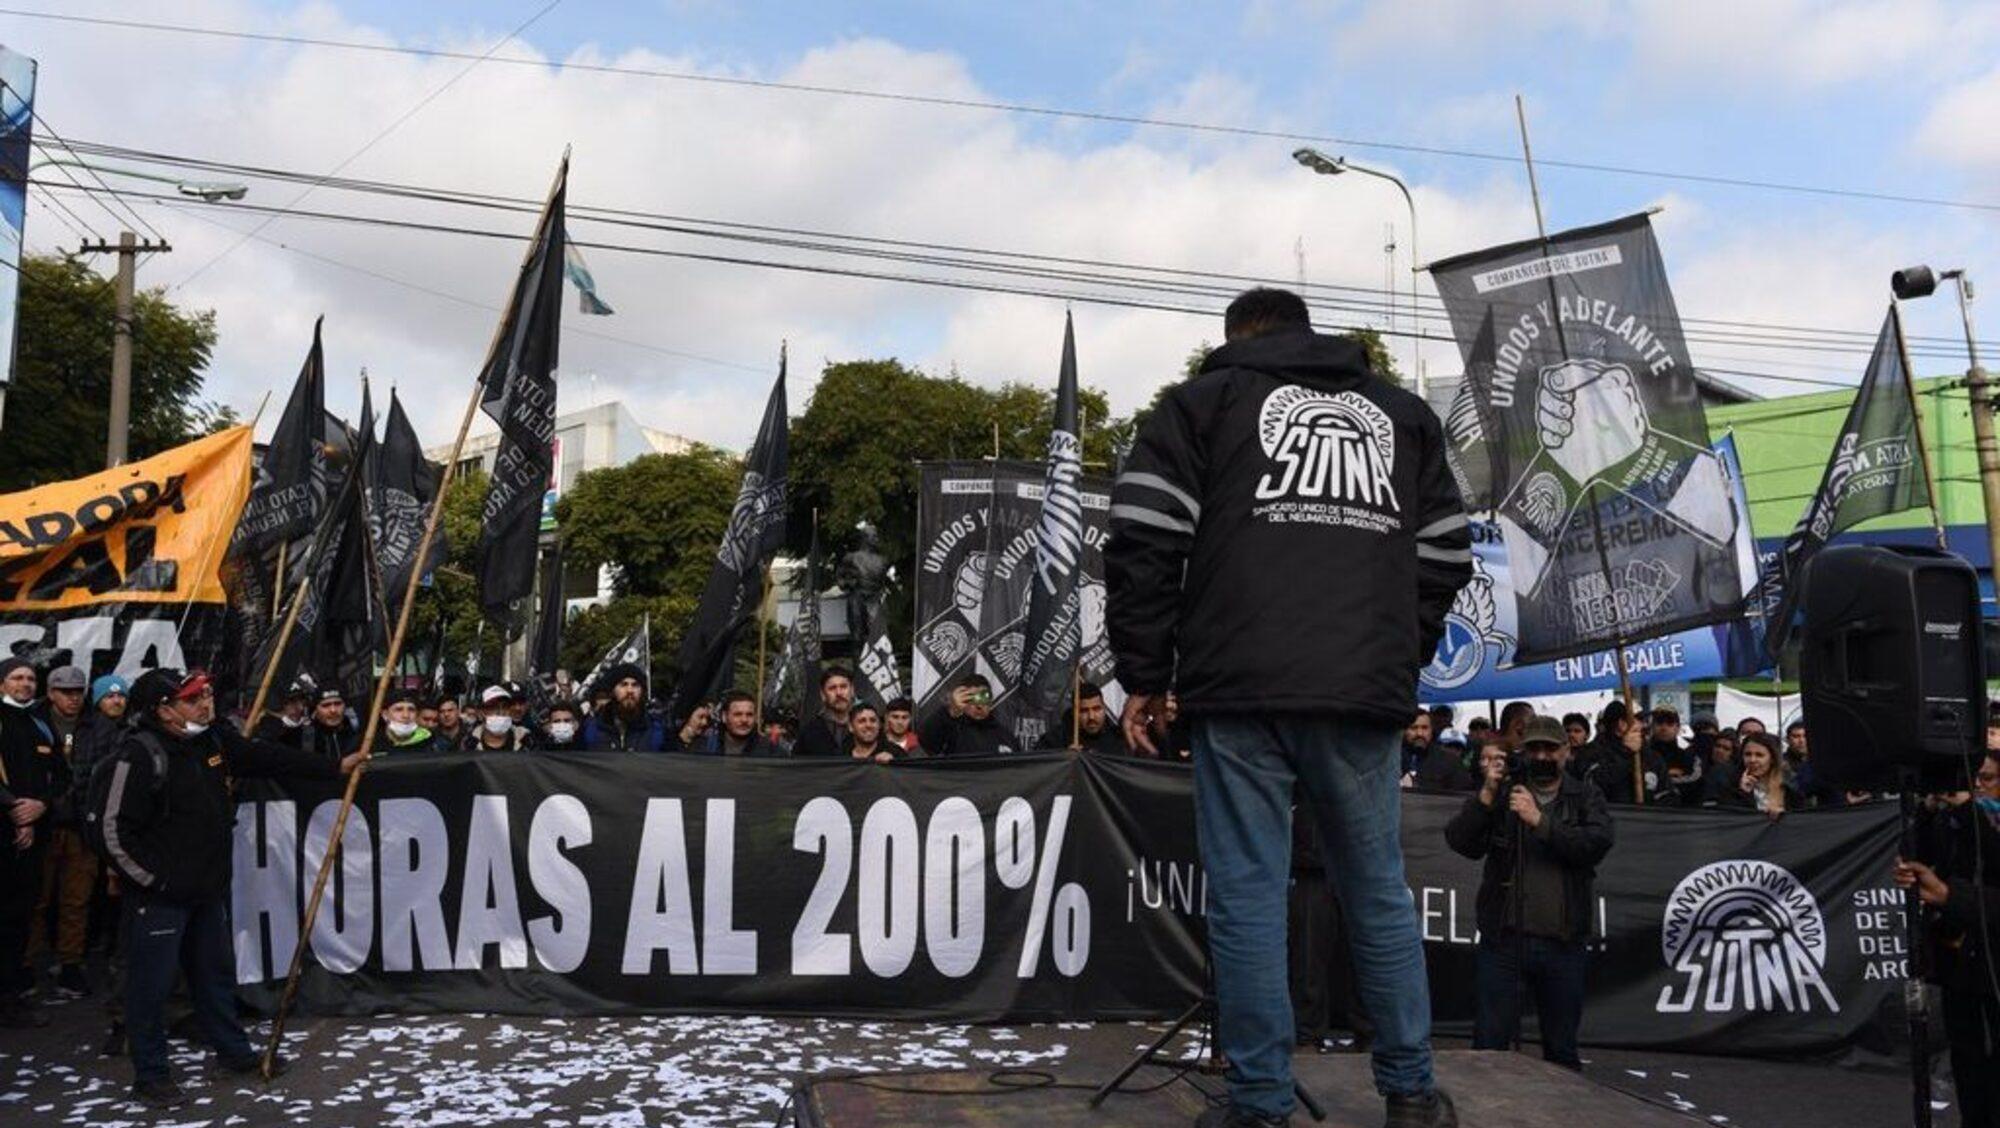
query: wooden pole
260 370 485 1077
261 154 568 1078
1515 93 1640 802
754 562 773 731
1069 662 1082 751
270 541 288 619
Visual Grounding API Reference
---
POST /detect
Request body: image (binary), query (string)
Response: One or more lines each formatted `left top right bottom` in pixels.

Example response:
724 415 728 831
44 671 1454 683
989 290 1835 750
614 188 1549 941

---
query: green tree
0 253 233 489
405 467 495 678
554 446 743 599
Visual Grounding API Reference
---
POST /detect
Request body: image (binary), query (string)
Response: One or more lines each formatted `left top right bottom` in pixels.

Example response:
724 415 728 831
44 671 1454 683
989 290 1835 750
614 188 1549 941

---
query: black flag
475 157 567 617
580 614 649 702
235 318 327 552
368 390 446 616
529 548 565 694
765 520 822 720
1014 313 1085 718
664 356 788 723
1428 213 1742 662
251 402 377 704
1761 305 1931 655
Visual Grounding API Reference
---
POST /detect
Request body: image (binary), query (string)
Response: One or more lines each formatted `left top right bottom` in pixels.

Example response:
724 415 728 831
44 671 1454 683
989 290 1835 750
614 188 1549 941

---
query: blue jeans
1473 934 1587 1069
1192 714 1435 1115
125 894 254 1083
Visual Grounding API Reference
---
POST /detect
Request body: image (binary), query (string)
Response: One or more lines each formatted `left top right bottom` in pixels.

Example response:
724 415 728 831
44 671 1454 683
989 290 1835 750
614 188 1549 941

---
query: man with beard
0 657 61 1027
792 667 856 758
1401 710 1433 777
99 669 363 1108
685 691 785 758
1446 716 1613 1071
582 664 667 752
1039 682 1128 755
1585 701 1675 806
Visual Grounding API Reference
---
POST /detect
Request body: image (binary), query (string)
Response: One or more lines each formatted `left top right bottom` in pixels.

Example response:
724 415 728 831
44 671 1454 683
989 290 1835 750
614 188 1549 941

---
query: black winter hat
603 662 647 695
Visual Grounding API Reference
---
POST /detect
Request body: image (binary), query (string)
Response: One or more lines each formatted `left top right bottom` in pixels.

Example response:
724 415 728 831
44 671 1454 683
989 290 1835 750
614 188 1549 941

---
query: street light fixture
29 157 250 203
1292 146 1425 395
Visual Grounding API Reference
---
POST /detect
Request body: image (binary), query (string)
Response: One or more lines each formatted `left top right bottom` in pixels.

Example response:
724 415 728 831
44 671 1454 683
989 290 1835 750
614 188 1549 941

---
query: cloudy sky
5 0 1998 452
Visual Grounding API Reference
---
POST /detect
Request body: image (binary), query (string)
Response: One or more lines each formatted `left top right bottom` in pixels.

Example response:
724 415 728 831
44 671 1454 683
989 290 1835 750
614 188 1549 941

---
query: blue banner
1421 437 1766 699
0 47 35 401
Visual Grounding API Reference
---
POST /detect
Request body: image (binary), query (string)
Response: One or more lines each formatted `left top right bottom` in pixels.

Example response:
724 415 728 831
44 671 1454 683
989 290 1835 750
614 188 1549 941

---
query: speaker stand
1896 782 1934 1128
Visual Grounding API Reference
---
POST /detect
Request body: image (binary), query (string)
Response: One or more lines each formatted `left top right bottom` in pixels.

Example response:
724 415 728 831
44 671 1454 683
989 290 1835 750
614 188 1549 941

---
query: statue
837 522 893 641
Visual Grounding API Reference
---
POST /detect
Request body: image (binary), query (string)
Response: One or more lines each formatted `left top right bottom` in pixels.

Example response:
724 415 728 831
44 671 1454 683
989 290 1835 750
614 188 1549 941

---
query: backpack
81 731 168 863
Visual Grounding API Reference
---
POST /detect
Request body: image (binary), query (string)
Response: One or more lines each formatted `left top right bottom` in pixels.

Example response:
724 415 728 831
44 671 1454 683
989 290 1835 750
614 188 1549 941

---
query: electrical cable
29 109 168 244
51 135 2000 363
8 6 2000 214
171 0 569 292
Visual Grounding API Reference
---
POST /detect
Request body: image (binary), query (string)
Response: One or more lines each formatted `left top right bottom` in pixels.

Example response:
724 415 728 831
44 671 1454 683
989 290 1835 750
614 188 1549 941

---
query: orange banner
0 427 252 610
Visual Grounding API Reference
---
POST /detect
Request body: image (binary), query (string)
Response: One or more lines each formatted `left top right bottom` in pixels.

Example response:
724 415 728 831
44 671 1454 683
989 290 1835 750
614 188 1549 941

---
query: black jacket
101 717 339 904
302 720 360 763
1586 740 1679 806
792 715 851 758
1445 774 1614 944
1037 724 1129 756
1413 742 1476 792
250 714 305 748
690 730 788 758
0 701 67 822
919 709 1021 758
64 712 127 824
1105 330 1471 723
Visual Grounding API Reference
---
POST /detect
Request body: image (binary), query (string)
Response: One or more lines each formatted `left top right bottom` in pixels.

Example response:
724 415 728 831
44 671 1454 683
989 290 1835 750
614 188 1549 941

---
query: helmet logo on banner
1421 554 1514 692
1656 860 1839 1015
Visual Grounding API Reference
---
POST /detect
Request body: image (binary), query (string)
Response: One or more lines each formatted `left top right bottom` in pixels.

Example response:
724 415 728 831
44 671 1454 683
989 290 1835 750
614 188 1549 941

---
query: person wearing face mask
470 684 529 752
97 668 362 1108
531 702 586 752
1445 715 1613 1072
0 656 65 1027
376 688 452 755
251 678 316 748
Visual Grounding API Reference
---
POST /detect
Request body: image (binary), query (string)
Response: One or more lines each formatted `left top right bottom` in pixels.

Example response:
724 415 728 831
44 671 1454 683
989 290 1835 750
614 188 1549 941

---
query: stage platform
794 1049 1705 1126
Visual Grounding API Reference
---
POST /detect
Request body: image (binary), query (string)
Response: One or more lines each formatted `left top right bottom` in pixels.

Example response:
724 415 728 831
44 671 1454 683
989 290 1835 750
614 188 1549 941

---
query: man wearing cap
251 677 316 748
376 687 454 755
469 684 530 752
98 668 363 1108
582 664 667 752
27 665 98 998
1444 715 1613 1071
302 684 359 763
0 656 63 1026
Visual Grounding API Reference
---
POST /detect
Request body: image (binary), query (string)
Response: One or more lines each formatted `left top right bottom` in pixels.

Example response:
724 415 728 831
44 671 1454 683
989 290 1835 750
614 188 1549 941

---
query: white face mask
1 694 30 708
547 721 577 743
387 720 418 740
181 721 208 737
282 714 307 729
484 715 514 736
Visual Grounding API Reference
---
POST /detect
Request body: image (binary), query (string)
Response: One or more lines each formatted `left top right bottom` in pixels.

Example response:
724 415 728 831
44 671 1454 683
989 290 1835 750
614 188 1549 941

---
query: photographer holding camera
1445 715 1613 1070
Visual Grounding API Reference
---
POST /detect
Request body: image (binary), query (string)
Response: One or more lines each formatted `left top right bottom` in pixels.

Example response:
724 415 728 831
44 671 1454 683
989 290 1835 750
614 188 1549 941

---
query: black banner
911 462 1120 749
368 389 445 617
1015 313 1085 716
1762 305 1931 655
234 320 326 554
1428 214 1744 662
475 158 567 616
231 759 1902 1053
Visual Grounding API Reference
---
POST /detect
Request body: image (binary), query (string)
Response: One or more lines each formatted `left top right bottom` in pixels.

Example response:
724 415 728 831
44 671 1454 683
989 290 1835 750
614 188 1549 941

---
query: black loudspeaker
1799 544 1985 789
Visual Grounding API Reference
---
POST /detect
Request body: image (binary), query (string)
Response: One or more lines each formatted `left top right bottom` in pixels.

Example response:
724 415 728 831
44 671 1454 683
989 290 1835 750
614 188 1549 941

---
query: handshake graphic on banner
1501 358 1737 596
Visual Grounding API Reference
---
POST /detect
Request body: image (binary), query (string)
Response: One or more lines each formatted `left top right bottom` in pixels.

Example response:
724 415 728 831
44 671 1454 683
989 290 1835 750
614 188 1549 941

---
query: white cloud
1915 65 2000 171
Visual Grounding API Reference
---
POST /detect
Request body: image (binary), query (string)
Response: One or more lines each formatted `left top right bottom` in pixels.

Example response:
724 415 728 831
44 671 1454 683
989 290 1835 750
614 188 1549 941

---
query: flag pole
269 541 288 619
261 154 568 1079
260 354 483 1078
754 562 772 731
1069 662 1082 751
1514 93 1641 802
1890 301 1949 551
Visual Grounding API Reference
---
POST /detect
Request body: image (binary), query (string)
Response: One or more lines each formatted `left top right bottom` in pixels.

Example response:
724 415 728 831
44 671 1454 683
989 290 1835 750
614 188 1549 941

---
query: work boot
55 964 90 998
218 1050 289 1079
1195 1104 1292 1126
132 1078 188 1110
1384 1087 1458 1128
99 1021 127 1058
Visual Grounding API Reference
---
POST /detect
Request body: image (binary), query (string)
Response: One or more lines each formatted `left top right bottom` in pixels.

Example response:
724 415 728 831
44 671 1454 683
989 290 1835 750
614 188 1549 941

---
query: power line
7 6 2000 215
55 137 2000 361
28 110 167 244
171 0 568 292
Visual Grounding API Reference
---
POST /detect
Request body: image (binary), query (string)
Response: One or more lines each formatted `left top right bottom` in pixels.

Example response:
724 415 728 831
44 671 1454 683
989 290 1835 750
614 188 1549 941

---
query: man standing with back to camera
1108 288 1470 1127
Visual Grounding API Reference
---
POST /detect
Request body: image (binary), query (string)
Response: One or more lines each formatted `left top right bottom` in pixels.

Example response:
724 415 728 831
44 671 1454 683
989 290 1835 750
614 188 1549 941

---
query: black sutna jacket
1105 330 1472 723
100 717 339 904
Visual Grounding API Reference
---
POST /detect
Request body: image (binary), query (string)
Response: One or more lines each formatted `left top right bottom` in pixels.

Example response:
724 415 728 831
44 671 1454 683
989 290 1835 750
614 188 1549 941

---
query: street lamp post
30 157 248 202
1894 265 1997 576
1292 147 1424 396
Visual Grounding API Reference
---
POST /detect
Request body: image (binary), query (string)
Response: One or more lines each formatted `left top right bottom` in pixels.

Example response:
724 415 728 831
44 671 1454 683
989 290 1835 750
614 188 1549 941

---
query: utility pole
78 231 171 468
1947 274 2000 574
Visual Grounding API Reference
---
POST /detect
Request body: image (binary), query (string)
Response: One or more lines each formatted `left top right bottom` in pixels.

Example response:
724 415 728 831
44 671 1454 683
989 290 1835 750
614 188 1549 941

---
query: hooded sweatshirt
1105 329 1471 723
